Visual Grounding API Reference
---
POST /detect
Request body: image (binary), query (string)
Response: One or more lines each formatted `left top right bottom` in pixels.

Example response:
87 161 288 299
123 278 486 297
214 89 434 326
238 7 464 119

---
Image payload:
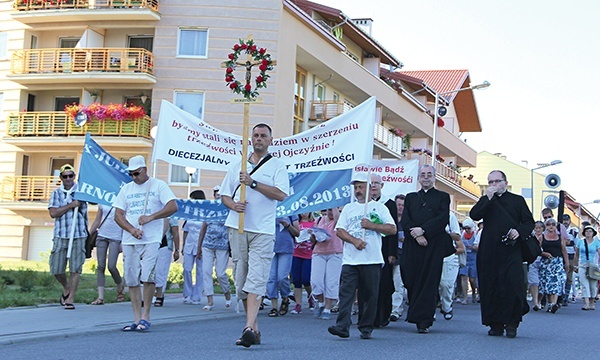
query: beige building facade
0 0 484 260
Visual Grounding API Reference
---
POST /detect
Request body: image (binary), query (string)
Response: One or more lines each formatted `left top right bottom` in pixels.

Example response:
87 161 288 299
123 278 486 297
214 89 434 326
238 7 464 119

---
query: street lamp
577 199 600 227
185 166 196 198
431 81 490 166
530 160 562 217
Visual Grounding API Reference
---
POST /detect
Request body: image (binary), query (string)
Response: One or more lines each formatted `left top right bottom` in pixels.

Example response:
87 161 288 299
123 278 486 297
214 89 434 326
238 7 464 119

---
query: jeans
267 253 293 299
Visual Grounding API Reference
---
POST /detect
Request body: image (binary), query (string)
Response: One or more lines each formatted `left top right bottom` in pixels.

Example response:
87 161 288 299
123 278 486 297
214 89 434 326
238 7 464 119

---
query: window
59 38 79 49
170 91 205 184
315 84 325 101
294 68 307 134
0 33 7 60
169 166 200 186
177 28 208 58
30 35 38 50
174 91 204 119
128 36 153 52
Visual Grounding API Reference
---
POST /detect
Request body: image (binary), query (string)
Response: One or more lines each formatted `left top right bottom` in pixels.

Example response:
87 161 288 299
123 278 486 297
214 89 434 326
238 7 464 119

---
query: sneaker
459 299 468 305
291 304 302 315
328 325 349 338
191 300 202 305
321 310 331 320
389 311 400 322
314 306 325 318
183 296 192 304
308 296 315 311
360 331 372 339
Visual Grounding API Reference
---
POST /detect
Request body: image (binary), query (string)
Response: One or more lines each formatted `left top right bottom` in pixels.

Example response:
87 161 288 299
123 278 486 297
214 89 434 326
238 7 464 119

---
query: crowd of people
48 127 600 345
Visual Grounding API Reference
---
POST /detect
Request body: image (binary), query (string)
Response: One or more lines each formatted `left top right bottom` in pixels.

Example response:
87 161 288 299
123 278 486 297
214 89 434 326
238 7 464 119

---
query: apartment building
0 0 484 260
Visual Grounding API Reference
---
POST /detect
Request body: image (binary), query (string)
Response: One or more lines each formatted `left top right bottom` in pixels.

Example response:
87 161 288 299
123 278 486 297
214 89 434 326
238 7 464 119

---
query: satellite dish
437 106 447 117
544 194 559 209
545 174 561 189
74 111 88 127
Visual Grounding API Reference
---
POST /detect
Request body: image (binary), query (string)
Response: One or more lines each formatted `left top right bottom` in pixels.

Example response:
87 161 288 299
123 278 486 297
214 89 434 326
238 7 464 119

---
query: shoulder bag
583 240 600 280
231 154 272 198
492 198 541 264
86 207 113 259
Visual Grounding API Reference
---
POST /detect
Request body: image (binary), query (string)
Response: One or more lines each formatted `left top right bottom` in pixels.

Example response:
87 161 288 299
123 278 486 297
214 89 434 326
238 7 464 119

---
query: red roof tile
400 70 470 102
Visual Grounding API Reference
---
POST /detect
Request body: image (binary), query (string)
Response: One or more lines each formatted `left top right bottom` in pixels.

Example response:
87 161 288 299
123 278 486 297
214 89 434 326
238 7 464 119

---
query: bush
166 263 183 290
12 267 37 292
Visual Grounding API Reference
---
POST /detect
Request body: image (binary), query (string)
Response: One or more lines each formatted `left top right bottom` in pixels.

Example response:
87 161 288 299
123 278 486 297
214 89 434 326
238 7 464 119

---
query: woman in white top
89 204 124 305
574 226 600 310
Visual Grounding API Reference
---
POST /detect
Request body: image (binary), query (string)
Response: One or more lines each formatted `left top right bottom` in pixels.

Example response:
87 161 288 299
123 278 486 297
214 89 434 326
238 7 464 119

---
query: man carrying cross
220 123 289 348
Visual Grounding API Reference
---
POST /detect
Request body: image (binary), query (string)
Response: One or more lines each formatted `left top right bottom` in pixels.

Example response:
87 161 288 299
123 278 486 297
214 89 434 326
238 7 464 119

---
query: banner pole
238 102 249 234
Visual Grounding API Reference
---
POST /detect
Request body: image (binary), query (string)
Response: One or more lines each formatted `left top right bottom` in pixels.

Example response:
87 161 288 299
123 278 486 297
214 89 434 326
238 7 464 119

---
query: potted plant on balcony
64 102 146 135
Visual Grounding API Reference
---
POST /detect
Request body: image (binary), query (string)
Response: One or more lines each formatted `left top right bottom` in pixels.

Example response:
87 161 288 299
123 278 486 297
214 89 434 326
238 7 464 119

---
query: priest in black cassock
470 170 534 338
400 165 455 333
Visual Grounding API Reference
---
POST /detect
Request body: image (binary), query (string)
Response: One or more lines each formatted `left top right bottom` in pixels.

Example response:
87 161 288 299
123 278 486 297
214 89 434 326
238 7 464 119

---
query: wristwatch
250 180 258 189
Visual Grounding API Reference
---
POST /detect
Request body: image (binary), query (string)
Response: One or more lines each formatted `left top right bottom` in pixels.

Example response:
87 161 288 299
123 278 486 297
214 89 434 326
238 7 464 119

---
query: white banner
353 159 419 201
153 97 376 172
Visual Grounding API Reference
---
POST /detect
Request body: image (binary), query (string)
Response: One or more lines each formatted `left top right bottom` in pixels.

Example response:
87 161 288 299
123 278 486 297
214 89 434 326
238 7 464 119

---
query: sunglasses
129 171 141 177
61 173 75 179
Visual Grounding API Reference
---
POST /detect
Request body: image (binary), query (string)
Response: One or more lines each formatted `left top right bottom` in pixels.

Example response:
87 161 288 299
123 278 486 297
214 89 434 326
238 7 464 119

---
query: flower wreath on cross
224 39 274 99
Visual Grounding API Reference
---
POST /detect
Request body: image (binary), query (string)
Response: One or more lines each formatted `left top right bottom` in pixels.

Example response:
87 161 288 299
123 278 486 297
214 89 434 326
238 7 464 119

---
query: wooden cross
221 34 276 233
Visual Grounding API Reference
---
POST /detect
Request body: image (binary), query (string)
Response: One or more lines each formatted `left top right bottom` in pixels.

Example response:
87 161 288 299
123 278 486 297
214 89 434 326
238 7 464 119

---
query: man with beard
400 165 455 333
470 170 534 338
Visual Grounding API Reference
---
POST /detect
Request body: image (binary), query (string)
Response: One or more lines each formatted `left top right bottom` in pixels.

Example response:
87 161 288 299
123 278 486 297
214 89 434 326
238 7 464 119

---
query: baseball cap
59 164 75 174
126 155 146 171
350 171 369 185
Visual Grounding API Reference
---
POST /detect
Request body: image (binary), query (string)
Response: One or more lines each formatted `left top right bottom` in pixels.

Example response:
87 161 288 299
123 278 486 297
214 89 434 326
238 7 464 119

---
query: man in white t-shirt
220 124 289 347
328 172 396 340
114 155 177 332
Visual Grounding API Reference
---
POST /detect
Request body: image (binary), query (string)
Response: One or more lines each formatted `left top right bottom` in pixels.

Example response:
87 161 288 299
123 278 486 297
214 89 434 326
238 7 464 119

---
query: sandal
121 322 138 332
154 296 164 307
60 292 69 306
279 298 290 316
64 303 75 310
116 286 125 302
203 304 214 311
136 319 151 331
91 298 105 305
235 326 257 347
268 308 279 317
225 299 232 308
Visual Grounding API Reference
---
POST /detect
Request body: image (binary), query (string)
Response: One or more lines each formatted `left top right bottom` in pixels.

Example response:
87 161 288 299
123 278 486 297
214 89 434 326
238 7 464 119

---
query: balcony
11 1 160 24
0 176 58 203
374 122 405 155
9 48 156 85
309 101 344 121
5 112 152 138
421 153 480 199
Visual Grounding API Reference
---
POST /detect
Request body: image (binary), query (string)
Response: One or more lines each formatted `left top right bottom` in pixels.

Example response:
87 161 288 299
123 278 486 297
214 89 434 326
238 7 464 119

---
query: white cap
126 155 147 171
350 171 370 185
462 218 476 229
213 185 221 192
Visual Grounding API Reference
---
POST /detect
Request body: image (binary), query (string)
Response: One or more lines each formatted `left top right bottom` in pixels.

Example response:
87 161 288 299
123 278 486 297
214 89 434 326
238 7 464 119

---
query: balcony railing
374 122 405 155
421 154 480 196
13 0 159 12
11 48 154 75
0 176 59 202
6 112 152 138
309 101 344 121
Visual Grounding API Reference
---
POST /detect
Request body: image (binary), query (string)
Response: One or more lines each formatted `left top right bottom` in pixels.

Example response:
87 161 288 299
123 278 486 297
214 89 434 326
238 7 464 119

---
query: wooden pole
238 102 250 234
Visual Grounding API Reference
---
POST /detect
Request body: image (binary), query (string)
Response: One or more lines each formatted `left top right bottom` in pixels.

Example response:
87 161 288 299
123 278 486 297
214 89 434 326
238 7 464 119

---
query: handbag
492 199 540 264
86 207 113 259
583 239 600 280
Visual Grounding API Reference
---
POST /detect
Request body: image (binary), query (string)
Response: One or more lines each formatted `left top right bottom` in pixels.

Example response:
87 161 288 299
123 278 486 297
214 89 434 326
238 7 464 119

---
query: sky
318 0 600 219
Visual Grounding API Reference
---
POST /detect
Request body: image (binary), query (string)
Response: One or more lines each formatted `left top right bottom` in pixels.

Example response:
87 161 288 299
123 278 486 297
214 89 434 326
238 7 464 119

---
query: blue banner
277 169 352 218
172 199 229 222
75 134 354 222
75 133 131 206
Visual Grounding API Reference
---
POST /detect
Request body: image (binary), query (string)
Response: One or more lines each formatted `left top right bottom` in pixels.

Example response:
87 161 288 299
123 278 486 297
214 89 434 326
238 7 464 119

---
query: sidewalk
0 293 240 345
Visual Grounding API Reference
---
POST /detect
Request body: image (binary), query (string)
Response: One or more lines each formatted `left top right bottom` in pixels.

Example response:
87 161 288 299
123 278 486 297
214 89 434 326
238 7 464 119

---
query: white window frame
176 27 208 59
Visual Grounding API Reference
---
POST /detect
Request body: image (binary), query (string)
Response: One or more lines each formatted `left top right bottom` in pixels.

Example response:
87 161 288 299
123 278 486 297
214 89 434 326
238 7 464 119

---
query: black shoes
505 326 517 338
488 324 504 336
328 325 350 338
360 331 372 339
417 323 430 334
